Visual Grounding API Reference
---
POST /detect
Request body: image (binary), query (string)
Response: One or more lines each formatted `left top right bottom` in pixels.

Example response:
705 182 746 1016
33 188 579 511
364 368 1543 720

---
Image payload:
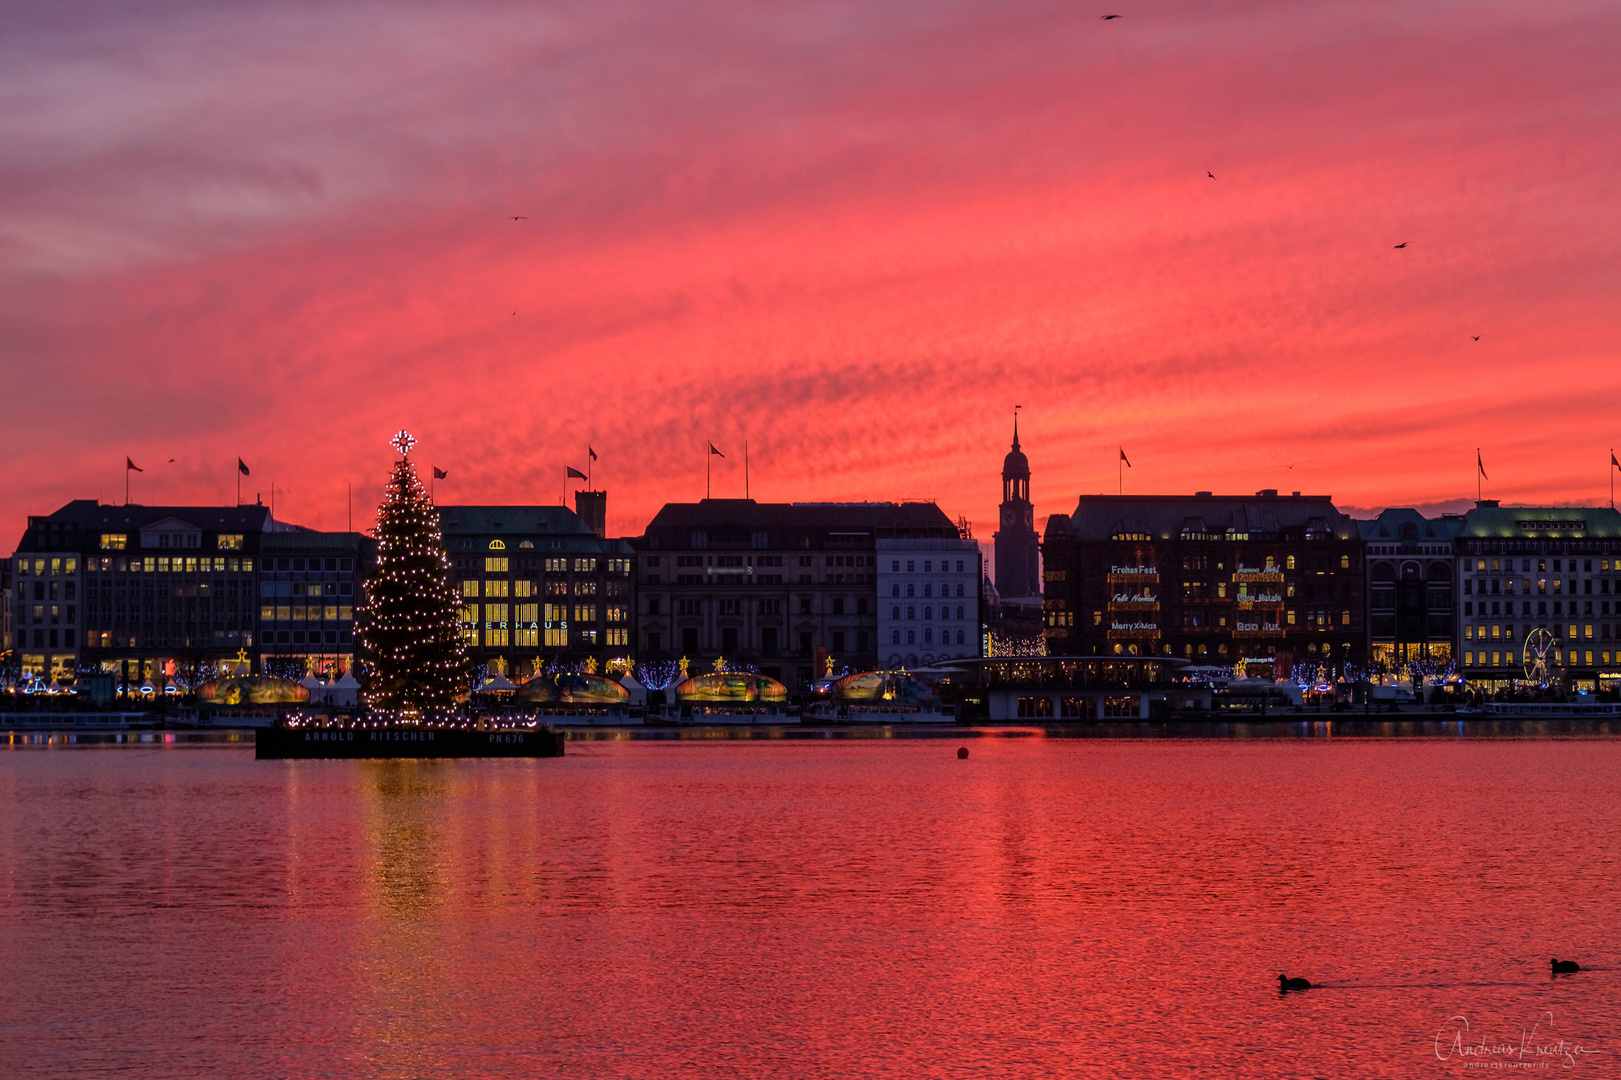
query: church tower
993 415 1040 599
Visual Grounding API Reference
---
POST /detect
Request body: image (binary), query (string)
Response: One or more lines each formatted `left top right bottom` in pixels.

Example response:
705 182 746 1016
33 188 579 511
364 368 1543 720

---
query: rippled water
2 733 1617 1077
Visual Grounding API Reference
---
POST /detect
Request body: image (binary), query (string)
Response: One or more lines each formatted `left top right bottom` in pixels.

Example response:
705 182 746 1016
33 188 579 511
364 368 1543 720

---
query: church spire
1012 410 1020 452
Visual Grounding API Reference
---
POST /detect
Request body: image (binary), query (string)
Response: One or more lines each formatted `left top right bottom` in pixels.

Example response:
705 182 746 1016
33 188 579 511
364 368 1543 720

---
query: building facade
1 557 12 656
1453 501 1621 690
1041 491 1366 676
9 500 319 683
258 530 375 677
992 419 1041 601
1359 509 1461 678
439 503 635 680
634 499 960 688
875 536 981 668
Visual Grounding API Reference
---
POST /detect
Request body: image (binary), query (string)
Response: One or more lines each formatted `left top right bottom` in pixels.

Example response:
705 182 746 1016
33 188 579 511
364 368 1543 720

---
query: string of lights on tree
354 430 473 724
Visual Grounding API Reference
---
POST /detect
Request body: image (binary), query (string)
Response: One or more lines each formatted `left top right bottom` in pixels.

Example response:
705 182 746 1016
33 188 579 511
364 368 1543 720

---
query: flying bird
1471 335 1480 341
1393 242 1407 249
509 216 528 220
1101 13 1121 18
1207 171 1215 179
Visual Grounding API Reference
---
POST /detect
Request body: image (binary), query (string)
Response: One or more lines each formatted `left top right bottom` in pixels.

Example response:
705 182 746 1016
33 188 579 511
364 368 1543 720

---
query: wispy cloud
2 0 1618 541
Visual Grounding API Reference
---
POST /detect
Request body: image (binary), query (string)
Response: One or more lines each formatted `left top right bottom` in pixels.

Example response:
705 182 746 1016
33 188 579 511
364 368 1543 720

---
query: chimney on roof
1476 500 1499 508
575 490 607 539
1194 491 1212 497
1257 489 1278 498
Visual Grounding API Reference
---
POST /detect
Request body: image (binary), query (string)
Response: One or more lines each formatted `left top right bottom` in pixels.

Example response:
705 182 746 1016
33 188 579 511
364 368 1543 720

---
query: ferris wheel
1522 627 1557 685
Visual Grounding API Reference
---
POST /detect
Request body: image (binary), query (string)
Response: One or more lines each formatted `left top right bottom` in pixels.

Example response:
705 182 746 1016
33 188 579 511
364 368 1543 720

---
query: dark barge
256 725 566 759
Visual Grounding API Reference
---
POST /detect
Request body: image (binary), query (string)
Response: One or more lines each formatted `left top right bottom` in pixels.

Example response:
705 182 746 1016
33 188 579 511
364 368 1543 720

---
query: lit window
100 534 127 550
462 580 480 597
485 557 508 572
545 558 567 573
514 580 534 597
544 627 567 647
1286 556 1296 570
573 558 598 573
486 579 510 598
217 534 243 550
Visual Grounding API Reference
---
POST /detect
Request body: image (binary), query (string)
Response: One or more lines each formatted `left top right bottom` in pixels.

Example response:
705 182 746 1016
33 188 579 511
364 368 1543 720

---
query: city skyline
6 428 1619 558
4 1 1619 558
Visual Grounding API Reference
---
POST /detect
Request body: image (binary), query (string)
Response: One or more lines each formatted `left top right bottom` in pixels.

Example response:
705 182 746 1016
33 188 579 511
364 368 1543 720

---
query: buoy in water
956 746 969 759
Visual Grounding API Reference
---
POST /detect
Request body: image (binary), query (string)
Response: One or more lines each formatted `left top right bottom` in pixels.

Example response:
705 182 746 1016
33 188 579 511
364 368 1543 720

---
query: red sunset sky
3 0 1618 554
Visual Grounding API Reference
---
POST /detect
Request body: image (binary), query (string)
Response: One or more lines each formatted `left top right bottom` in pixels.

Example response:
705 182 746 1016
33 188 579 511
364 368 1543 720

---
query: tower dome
994 413 1040 599
1003 417 1030 480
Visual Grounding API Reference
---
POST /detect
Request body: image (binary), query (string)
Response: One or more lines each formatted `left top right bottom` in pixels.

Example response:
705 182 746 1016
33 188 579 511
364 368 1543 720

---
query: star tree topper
390 429 416 457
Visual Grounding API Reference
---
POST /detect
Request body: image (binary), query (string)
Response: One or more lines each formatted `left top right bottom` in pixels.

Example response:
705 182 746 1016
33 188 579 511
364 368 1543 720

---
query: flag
709 443 725 458
1119 448 1132 467
238 458 250 476
433 466 448 480
1612 451 1619 470
126 457 143 472
1477 450 1488 480
588 446 598 461
567 466 587 480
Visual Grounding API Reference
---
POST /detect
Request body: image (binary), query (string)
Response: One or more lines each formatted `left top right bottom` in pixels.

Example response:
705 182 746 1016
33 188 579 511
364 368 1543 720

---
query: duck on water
1277 974 1312 991
1551 958 1581 974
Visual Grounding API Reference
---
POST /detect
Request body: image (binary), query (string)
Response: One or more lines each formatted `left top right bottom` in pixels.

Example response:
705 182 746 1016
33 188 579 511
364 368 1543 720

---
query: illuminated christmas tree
356 431 471 719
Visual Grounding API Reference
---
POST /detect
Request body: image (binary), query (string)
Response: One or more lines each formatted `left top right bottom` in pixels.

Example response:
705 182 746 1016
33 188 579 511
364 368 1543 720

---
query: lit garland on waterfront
354 431 472 722
634 661 682 690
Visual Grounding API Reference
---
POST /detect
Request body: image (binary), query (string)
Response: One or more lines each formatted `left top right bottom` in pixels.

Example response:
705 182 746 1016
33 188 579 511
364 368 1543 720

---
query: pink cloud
2 0 1618 546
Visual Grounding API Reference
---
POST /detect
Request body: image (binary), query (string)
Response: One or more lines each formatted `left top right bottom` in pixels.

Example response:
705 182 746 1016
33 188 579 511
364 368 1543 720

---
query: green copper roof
1456 504 1621 539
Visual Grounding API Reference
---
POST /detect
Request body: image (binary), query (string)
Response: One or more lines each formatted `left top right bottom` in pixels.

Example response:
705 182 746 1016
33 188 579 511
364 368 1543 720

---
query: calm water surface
2 733 1617 1078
